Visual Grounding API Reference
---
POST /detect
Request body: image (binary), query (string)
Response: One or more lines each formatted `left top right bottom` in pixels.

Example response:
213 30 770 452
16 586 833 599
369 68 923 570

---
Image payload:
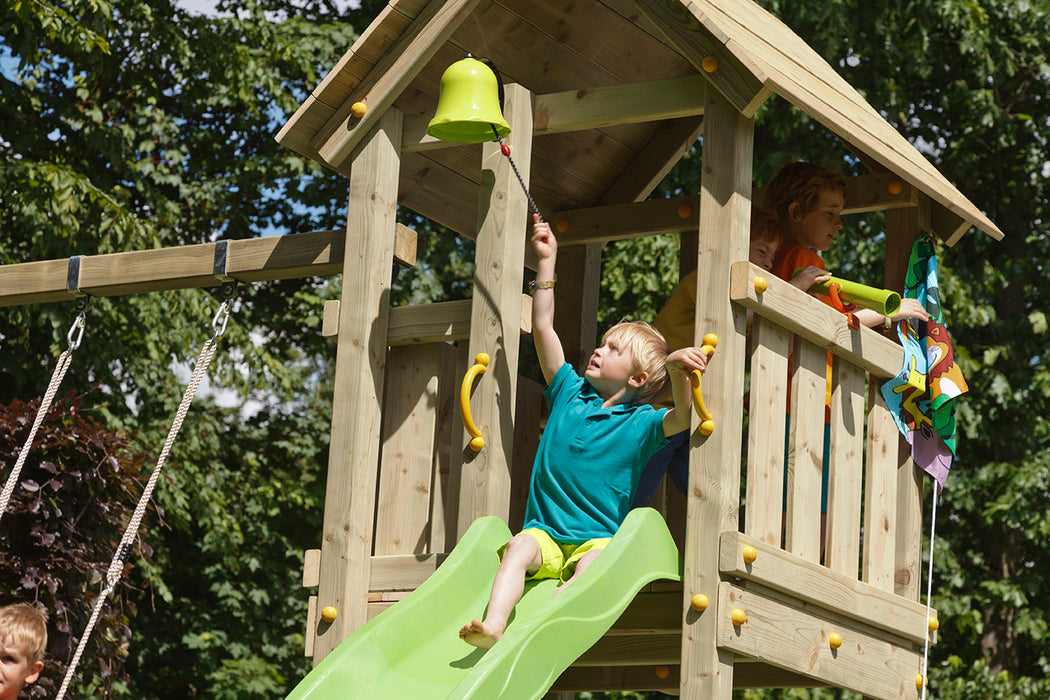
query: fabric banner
880 233 968 491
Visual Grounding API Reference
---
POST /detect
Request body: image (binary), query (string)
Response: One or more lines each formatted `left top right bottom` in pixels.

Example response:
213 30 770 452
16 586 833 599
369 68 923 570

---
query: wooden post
680 86 752 699
312 108 402 662
552 244 602 371
454 83 533 536
886 202 930 601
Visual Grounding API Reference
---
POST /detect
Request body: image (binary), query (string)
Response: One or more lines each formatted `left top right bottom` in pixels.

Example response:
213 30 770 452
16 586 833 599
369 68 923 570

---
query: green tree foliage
0 394 149 697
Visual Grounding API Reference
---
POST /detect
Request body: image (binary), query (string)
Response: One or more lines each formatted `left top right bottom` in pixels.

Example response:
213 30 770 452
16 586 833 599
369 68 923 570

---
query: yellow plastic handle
460 353 490 452
690 334 718 435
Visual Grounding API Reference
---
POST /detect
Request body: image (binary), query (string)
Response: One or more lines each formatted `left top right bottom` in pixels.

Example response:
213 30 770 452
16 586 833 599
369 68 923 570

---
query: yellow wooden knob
677 203 693 219
690 594 709 612
754 276 768 294
698 420 714 436
731 608 746 626
655 665 670 679
350 101 367 119
828 632 842 649
915 673 926 689
887 178 903 195
742 545 757 564
928 616 940 632
702 333 719 349
556 218 570 232
702 55 719 73
469 436 485 452
320 606 338 623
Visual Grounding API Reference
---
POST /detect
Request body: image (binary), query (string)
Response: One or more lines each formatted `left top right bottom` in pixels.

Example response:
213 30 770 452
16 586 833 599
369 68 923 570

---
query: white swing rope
56 296 232 700
0 308 88 523
920 487 939 699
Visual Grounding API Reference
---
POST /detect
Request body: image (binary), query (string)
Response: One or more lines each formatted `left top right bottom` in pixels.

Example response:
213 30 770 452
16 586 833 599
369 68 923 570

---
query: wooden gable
277 0 1002 244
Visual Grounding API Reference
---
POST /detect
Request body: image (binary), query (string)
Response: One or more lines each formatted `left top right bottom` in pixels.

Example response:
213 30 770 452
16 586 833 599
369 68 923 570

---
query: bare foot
458 619 503 649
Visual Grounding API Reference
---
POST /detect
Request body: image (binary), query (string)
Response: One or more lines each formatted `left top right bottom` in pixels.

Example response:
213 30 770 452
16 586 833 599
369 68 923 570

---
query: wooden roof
277 0 1003 244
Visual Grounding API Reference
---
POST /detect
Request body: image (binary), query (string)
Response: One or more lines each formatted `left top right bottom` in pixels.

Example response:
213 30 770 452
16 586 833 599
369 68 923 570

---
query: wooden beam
453 83 534 535
680 86 752 700
0 225 417 308
753 173 919 216
717 582 923 700
312 108 402 662
551 195 700 246
310 0 482 171
532 75 707 134
602 115 705 204
718 532 930 645
321 295 532 344
632 0 771 117
729 260 904 378
400 75 707 150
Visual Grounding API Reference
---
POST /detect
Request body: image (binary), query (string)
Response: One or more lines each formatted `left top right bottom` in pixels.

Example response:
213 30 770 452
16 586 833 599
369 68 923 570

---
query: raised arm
661 346 709 437
530 215 565 383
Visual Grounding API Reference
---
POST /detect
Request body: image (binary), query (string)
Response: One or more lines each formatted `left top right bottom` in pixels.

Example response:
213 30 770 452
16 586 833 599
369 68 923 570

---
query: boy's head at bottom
0 604 47 699
585 321 670 405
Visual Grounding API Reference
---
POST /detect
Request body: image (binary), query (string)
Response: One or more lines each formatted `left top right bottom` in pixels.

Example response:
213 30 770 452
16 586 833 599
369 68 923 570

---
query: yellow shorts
500 528 611 583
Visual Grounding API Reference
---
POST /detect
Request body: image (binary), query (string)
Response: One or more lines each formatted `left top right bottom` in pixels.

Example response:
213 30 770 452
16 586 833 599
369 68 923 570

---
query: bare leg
459 534 541 649
554 549 602 596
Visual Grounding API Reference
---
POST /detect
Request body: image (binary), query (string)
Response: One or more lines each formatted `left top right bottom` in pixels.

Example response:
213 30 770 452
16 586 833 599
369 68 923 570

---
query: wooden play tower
0 0 1003 697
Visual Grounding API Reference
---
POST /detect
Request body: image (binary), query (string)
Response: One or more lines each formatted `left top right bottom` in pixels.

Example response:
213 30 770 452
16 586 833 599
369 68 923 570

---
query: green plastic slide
286 507 681 700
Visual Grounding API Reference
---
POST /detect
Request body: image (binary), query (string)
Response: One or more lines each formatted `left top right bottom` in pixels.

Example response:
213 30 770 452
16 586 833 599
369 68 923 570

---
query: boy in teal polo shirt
459 215 709 650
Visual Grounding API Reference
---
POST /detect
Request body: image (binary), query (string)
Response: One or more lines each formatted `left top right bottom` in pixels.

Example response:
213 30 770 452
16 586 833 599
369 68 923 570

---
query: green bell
427 57 511 143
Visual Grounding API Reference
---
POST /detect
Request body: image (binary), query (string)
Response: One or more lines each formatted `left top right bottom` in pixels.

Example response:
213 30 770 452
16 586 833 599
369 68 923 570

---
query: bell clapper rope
491 125 544 223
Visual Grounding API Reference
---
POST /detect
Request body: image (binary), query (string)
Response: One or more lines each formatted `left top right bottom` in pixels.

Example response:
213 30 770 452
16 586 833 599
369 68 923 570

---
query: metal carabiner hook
212 300 231 338
66 312 87 350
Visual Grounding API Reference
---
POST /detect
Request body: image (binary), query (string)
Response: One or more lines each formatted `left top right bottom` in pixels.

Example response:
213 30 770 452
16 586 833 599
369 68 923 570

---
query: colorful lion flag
880 233 968 491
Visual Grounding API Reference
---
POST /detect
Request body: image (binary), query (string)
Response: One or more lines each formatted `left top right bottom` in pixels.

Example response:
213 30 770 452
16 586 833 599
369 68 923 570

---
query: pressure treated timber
785 338 826 563
310 0 482 171
694 0 1002 241
321 295 532 344
716 582 922 700
453 82 533 535
551 195 698 245
863 380 899 593
0 226 417 308
312 109 403 663
744 317 789 547
718 532 930 645
374 344 447 556
679 86 752 700
532 75 706 134
730 261 904 378
824 357 865 578
552 662 829 692
632 0 771 117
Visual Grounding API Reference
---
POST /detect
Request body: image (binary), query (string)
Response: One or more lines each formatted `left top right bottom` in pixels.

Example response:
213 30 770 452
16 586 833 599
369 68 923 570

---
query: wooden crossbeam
718 532 929 645
729 260 904 378
401 75 707 152
0 225 417 308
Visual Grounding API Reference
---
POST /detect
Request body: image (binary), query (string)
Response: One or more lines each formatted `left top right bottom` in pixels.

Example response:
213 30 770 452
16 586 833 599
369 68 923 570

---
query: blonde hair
600 320 670 405
0 603 47 665
762 162 846 229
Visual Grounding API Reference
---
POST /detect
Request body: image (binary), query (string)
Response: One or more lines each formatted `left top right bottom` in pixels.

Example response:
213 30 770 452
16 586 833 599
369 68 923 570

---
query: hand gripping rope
56 285 236 700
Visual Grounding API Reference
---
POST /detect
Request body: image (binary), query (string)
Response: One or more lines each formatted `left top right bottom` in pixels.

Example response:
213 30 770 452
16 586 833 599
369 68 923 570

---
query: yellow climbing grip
690 333 718 435
460 353 490 452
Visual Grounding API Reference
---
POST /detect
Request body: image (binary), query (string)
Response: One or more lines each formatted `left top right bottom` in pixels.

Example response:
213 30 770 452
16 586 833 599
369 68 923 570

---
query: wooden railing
724 260 931 699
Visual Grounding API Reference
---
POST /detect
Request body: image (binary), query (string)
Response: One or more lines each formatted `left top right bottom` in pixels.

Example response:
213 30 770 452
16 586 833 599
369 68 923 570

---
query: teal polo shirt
522 363 670 543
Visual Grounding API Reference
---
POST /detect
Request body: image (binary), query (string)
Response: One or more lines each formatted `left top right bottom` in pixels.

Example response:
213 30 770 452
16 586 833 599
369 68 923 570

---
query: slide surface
286 507 681 700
